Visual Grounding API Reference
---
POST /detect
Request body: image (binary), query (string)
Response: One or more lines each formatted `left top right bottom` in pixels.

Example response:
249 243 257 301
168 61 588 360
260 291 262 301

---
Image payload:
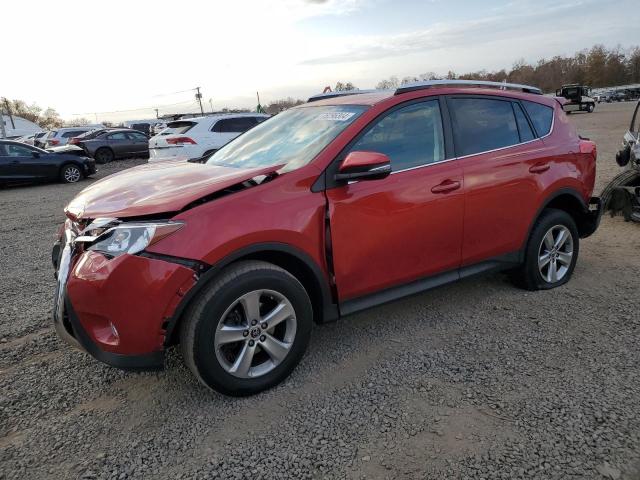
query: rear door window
163 121 196 135
212 117 258 133
448 97 520 157
522 101 554 137
349 100 445 171
108 132 128 140
127 132 148 141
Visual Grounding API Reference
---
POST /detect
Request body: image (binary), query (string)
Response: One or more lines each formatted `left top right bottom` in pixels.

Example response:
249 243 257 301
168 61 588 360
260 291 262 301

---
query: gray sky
4 0 637 122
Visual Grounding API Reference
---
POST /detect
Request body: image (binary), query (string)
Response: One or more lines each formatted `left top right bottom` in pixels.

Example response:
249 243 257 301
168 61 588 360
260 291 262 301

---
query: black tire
511 208 579 291
601 169 640 210
94 147 114 164
59 164 83 184
587 103 595 113
180 260 312 396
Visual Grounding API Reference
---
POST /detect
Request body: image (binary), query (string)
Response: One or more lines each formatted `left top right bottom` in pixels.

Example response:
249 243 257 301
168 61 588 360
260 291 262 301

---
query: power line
152 88 198 98
71 100 196 116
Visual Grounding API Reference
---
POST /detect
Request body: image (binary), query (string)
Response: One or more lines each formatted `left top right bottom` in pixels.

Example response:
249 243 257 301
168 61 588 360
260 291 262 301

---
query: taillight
49 139 60 146
68 138 79 144
166 136 196 145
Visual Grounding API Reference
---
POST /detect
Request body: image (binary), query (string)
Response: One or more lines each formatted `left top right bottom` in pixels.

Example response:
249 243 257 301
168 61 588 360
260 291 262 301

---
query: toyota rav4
52 80 601 396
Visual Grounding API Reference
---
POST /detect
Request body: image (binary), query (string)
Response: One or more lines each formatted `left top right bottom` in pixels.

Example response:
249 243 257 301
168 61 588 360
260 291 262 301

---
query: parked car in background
53 81 600 395
16 131 48 146
0 140 96 185
42 126 104 148
151 122 167 136
148 113 269 162
123 119 162 136
555 84 595 113
74 128 149 163
602 99 640 222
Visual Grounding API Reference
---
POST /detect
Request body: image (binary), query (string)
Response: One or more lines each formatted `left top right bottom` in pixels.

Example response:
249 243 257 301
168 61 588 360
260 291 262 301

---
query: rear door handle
431 179 461 194
529 163 550 173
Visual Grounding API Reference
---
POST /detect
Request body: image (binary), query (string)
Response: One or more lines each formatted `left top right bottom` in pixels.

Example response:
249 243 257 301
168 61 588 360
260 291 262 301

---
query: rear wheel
601 169 640 210
512 209 579 290
60 164 82 184
94 147 114 164
180 260 312 396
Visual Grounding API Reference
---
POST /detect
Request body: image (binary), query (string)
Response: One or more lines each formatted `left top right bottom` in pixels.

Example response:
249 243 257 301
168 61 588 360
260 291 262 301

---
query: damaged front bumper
52 222 196 371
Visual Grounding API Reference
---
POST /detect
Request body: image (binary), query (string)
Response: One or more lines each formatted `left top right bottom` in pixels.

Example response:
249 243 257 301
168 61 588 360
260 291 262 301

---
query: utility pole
154 108 159 119
3 98 15 129
0 105 6 139
195 87 204 115
209 98 214 113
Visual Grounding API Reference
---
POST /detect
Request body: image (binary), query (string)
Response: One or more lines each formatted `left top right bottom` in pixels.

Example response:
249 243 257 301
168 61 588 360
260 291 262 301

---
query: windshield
206 105 366 171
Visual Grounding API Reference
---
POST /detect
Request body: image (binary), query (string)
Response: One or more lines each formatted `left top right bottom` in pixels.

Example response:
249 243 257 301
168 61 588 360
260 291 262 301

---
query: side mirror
334 151 391 182
31 151 40 158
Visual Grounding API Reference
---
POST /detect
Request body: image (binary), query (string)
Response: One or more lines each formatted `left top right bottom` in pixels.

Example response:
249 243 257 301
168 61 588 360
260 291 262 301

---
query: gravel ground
1 102 639 479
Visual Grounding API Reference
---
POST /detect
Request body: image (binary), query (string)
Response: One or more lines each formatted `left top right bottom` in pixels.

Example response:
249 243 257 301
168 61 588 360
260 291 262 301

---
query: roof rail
307 89 379 103
395 79 542 96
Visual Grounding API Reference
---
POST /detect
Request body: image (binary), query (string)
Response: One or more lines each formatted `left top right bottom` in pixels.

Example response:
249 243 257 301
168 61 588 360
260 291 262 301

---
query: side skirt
339 252 521 317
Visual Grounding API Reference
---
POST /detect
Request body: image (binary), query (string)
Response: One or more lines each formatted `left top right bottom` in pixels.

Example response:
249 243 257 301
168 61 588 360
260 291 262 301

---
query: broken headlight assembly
76 221 184 258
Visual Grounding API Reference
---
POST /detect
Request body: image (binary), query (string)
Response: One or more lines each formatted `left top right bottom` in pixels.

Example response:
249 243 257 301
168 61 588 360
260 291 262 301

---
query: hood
65 160 281 220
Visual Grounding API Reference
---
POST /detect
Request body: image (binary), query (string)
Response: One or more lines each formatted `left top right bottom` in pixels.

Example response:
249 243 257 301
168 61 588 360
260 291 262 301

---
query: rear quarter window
522 101 554 137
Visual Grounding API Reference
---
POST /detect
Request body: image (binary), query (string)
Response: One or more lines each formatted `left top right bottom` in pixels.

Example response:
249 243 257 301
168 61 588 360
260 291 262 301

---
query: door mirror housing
334 151 391 182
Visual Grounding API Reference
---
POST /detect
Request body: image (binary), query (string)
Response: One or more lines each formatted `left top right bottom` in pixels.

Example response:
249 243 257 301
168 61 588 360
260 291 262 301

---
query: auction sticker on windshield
317 112 356 121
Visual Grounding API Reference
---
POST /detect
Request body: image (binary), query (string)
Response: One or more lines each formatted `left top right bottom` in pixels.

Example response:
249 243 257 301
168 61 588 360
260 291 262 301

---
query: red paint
62 86 597 359
66 252 195 355
65 160 283 220
326 161 464 300
339 151 390 171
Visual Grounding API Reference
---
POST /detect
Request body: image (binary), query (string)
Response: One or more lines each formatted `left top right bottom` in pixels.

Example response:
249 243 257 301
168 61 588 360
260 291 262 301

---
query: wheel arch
164 243 338 346
524 188 592 247
94 146 114 161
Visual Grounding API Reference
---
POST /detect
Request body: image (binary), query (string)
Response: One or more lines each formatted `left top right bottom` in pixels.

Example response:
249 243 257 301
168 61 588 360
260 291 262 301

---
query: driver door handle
431 179 461 194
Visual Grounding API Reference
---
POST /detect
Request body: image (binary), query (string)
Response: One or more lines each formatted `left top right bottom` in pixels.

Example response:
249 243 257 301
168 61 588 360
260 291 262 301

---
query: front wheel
180 260 312 396
512 209 579 290
60 164 83 184
587 103 595 113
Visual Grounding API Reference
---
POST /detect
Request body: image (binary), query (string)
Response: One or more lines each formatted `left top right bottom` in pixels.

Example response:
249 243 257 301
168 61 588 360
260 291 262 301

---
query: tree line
1 98 63 129
4 44 640 125
348 44 640 94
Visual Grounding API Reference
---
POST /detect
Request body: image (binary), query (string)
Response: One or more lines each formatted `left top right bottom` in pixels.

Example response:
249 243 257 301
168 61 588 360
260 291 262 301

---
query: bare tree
334 82 357 91
375 76 399 89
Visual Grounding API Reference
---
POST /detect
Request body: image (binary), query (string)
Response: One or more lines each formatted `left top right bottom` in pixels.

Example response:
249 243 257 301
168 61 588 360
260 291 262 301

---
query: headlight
81 221 184 258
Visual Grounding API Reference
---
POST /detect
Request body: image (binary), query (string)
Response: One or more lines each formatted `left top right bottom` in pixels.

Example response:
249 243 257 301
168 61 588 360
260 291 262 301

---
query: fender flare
163 242 338 345
521 188 592 255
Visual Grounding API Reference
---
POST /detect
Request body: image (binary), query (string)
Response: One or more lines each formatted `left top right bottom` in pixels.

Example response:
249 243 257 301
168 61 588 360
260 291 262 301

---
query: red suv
53 80 601 396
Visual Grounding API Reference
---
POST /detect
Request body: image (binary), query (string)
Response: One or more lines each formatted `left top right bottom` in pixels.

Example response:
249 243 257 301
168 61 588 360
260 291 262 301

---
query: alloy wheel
64 166 81 183
538 225 573 283
214 289 297 379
